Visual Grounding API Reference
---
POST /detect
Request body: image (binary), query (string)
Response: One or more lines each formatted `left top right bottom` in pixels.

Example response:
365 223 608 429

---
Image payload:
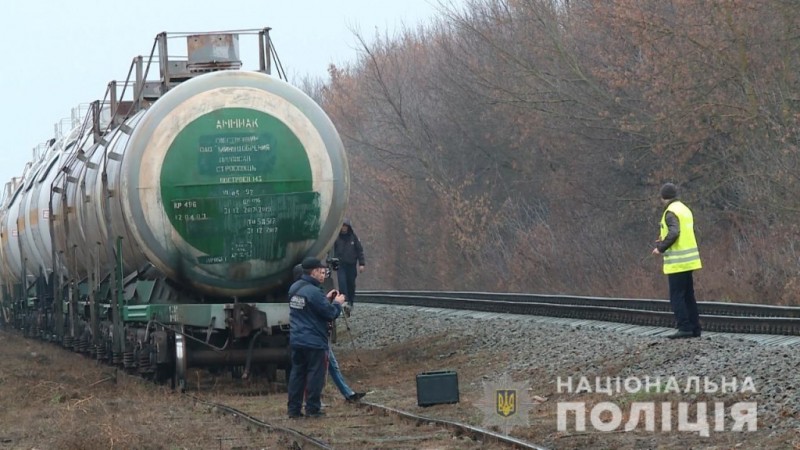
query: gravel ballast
338 304 800 448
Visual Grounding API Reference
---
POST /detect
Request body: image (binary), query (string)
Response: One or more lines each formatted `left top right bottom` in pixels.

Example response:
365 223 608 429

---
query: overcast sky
0 0 455 187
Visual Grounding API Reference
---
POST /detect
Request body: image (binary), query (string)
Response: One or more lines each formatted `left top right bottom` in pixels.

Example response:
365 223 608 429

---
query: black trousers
287 347 327 415
667 271 700 332
337 262 359 306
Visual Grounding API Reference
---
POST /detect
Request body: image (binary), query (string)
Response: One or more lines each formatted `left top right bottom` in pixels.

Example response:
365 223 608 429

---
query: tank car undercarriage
4 266 290 391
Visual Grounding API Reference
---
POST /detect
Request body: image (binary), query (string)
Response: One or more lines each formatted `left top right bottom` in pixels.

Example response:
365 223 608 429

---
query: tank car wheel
173 327 187 392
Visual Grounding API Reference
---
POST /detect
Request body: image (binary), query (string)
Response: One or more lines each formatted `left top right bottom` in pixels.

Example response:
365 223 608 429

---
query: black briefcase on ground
416 370 459 406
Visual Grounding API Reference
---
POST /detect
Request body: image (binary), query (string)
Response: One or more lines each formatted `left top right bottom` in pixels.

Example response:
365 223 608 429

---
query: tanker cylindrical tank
28 151 61 272
98 70 348 297
52 112 137 280
1 178 26 283
0 181 18 286
17 164 47 274
17 147 62 277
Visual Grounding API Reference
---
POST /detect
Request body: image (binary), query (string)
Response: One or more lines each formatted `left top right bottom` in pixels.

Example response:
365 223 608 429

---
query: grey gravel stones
339 304 800 433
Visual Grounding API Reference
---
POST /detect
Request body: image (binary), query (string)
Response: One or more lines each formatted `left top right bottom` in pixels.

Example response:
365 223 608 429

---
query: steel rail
358 401 549 450
358 292 800 335
190 393 549 450
361 290 800 317
188 394 334 450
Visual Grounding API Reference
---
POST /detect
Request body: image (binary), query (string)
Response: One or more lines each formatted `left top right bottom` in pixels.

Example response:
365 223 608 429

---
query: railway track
358 290 800 335
191 394 548 449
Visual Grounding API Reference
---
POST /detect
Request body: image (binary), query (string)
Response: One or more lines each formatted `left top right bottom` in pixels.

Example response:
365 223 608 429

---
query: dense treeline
317 0 800 305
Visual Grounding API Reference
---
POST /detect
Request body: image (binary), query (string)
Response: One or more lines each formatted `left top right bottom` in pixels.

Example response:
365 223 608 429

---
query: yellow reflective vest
660 201 702 274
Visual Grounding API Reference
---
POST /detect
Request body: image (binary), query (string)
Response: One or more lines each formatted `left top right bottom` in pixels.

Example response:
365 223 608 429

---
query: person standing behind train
651 183 703 339
287 257 345 418
334 219 366 311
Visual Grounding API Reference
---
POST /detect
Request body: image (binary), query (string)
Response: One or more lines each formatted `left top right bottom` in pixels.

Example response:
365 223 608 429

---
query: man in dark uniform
287 257 345 418
333 219 366 310
291 264 366 402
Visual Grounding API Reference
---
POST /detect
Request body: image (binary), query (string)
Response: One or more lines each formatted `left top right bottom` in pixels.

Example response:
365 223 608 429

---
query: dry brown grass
2 323 797 450
0 331 287 449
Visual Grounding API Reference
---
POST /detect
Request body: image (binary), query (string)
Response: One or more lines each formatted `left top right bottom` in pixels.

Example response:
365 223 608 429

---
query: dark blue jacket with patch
288 274 342 349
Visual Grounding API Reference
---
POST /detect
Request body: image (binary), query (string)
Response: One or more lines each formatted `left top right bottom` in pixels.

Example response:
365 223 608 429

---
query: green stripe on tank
160 108 320 264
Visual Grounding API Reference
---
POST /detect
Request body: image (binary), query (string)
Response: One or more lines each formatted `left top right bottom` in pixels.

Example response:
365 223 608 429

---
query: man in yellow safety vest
652 183 703 339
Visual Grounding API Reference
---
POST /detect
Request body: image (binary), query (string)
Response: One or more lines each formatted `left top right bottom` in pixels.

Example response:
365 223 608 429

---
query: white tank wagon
0 29 349 389
1 125 88 287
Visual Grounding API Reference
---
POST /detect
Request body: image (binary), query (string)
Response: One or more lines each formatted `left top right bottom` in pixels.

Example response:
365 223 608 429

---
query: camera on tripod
326 257 340 271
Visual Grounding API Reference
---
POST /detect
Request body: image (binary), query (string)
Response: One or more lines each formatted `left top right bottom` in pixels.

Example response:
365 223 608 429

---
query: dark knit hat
301 257 327 269
660 183 678 200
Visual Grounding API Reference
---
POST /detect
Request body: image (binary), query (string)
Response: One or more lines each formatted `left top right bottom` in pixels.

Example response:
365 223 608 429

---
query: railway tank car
0 28 348 389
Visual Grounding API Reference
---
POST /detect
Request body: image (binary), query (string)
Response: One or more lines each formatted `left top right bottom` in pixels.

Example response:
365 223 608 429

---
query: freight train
0 28 348 390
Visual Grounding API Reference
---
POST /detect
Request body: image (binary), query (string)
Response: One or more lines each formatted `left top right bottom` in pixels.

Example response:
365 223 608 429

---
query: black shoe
693 328 702 337
288 413 303 419
667 330 694 339
306 411 326 418
347 392 366 402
